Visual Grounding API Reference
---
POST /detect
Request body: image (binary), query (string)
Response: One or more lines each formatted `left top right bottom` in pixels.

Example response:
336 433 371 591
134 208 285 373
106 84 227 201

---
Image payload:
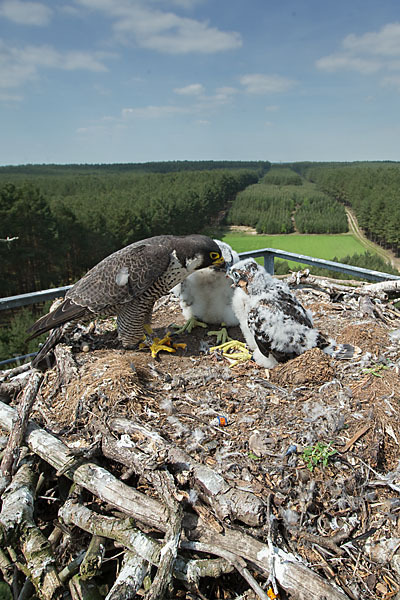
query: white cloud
0 0 52 26
0 39 112 92
342 23 400 57
316 54 381 74
215 86 237 97
74 0 242 54
168 0 204 9
121 84 235 120
174 83 204 95
239 74 296 94
122 105 189 118
316 22 400 82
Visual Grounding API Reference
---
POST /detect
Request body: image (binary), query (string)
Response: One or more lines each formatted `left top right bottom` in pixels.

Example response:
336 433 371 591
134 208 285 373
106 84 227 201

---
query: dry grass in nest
268 347 335 385
37 349 152 433
339 321 390 355
350 367 400 402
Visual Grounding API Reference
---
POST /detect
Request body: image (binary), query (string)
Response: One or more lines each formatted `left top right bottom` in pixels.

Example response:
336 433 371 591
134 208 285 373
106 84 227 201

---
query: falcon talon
140 332 187 358
170 317 208 335
207 323 232 345
210 339 252 367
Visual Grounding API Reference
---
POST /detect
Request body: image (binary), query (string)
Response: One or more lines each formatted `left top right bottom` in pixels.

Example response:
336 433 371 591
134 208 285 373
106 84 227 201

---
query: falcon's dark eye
210 251 220 260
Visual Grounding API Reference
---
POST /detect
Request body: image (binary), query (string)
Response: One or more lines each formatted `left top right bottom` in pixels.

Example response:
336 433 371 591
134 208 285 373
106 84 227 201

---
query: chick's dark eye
231 271 240 280
210 251 220 260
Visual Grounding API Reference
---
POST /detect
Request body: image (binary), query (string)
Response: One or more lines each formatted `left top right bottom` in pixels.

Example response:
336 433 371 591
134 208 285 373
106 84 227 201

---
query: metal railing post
263 252 274 275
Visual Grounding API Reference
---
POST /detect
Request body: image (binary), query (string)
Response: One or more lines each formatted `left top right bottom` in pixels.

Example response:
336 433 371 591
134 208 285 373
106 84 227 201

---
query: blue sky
1 0 400 165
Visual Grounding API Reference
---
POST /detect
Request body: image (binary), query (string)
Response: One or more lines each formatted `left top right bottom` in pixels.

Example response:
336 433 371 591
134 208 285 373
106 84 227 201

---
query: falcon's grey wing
26 243 172 340
68 242 172 310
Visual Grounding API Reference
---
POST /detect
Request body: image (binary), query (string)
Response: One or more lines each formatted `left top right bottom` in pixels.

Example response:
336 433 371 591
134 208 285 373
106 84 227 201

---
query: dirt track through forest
345 207 400 271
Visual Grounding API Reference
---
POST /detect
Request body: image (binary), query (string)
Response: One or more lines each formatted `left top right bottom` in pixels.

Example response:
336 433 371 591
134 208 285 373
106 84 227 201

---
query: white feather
172 240 239 326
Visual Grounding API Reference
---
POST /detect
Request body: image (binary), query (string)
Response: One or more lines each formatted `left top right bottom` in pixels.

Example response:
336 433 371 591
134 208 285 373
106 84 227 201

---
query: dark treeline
0 168 259 298
0 160 270 177
304 163 400 254
227 168 347 234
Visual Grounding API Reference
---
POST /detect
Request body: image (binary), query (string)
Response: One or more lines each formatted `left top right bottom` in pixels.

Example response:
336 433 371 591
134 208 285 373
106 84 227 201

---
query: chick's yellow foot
209 340 252 367
207 322 232 345
139 329 186 358
170 317 208 335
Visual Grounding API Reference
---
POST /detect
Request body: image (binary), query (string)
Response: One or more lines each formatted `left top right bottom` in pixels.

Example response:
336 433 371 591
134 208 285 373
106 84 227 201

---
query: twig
108 417 266 526
0 459 62 599
80 535 106 580
0 363 32 383
0 370 43 495
105 550 149 600
145 471 183 600
181 541 270 600
336 423 371 454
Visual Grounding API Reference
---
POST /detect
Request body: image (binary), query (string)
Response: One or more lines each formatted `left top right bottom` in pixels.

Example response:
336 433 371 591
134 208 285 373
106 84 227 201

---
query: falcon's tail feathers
26 298 87 341
31 328 64 369
323 341 362 360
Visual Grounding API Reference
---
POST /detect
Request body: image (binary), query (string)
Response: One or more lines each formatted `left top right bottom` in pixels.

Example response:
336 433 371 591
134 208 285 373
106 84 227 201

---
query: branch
0 459 62 599
105 551 149 600
0 371 43 495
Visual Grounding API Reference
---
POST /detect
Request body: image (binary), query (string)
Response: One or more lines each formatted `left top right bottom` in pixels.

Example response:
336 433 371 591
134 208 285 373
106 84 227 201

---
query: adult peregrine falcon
27 234 224 368
228 258 357 368
172 241 239 335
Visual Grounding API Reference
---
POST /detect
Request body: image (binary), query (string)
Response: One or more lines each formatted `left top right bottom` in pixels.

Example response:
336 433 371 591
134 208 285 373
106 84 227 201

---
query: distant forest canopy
0 165 262 298
0 160 270 177
300 163 400 253
227 167 348 234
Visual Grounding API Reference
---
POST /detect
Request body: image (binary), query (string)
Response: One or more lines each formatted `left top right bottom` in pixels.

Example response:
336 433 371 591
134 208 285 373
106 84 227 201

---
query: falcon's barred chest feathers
229 258 357 369
27 235 224 368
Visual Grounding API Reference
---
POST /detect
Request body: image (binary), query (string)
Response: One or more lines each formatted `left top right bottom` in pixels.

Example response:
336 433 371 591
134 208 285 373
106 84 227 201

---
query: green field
223 233 368 261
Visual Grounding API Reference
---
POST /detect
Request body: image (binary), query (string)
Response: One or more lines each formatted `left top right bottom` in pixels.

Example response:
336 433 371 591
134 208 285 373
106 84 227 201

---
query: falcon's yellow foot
170 317 208 335
209 340 252 368
207 322 232 345
139 330 187 358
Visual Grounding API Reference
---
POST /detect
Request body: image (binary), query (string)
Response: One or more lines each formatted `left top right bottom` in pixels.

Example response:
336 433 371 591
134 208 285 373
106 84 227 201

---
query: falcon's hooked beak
211 255 225 269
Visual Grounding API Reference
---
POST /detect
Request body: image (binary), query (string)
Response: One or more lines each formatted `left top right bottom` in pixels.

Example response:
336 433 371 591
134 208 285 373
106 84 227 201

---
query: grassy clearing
223 233 368 260
222 232 373 271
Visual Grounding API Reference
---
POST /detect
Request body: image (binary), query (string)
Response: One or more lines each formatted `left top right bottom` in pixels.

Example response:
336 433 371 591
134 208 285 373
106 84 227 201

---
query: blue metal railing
240 248 400 281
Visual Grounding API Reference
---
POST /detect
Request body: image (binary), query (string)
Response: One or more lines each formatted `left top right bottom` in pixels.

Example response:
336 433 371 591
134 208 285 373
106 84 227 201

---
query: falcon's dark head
175 235 225 273
228 258 264 294
214 240 239 270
